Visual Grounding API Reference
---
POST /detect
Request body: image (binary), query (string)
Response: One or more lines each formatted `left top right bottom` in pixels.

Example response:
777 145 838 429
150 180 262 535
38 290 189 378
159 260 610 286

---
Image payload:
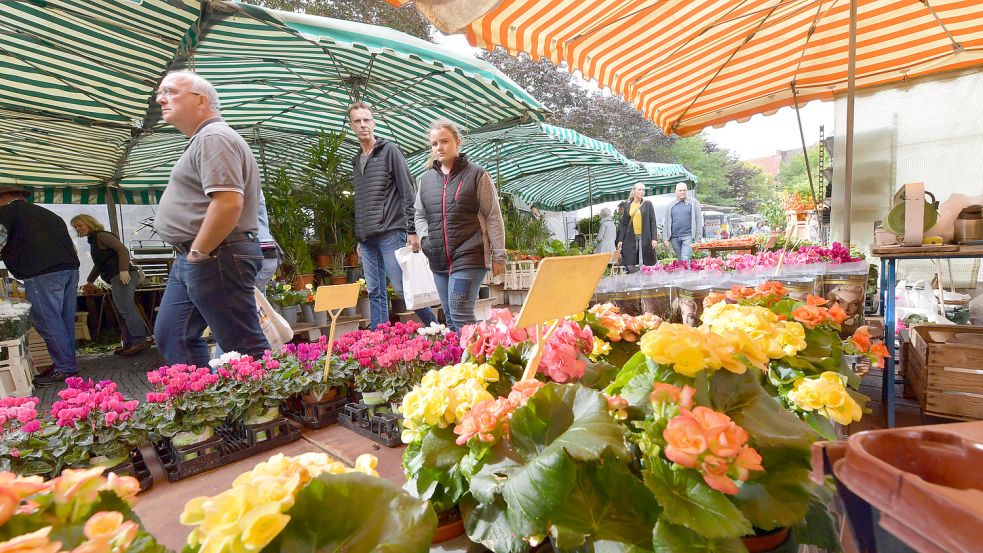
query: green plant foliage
183 472 437 553
642 456 752 539
502 194 552 252
465 383 638 551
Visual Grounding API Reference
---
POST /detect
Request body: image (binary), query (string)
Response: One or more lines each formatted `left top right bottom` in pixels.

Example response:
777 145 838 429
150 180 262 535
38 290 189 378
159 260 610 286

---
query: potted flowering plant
181 452 436 552
0 299 31 341
0 396 51 476
337 321 462 405
398 298 843 552
48 377 145 471
701 281 873 440
399 362 500 542
209 352 292 424
142 364 226 447
0 467 166 552
276 284 305 326
276 338 355 402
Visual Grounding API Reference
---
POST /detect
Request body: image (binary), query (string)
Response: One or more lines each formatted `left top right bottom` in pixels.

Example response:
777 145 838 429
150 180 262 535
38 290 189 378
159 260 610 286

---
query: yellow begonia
640 323 746 377
700 303 807 365
589 337 612 361
181 452 379 552
787 372 862 425
399 363 498 441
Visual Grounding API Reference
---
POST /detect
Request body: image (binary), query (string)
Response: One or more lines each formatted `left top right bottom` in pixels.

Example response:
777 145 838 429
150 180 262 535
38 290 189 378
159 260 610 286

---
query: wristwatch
189 248 209 258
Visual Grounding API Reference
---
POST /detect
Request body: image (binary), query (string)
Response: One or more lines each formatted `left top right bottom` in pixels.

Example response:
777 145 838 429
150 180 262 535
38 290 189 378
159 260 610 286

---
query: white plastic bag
895 280 940 314
254 287 293 351
395 246 441 310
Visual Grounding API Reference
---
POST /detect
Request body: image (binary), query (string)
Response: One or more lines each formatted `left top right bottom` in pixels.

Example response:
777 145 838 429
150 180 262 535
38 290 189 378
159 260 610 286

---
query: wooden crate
0 337 33 398
907 325 983 420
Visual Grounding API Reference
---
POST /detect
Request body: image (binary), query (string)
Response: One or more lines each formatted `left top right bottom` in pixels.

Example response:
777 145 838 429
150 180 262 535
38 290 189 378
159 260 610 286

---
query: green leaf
652 517 747 553
509 383 629 463
803 411 839 441
461 495 530 553
791 485 841 552
580 359 621 390
264 472 436 552
642 457 752 539
733 465 813 530
605 351 649 395
708 371 816 453
549 458 661 550
473 383 631 540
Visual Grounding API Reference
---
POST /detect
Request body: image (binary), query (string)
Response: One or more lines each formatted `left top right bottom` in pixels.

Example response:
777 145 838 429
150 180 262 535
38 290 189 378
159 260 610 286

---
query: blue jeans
109 270 149 346
670 235 694 261
24 269 79 374
154 240 270 367
359 229 436 329
433 268 487 332
214 256 279 360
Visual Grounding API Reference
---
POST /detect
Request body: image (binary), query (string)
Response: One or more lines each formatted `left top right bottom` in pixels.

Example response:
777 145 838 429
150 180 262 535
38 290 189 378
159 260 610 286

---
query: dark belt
173 231 257 255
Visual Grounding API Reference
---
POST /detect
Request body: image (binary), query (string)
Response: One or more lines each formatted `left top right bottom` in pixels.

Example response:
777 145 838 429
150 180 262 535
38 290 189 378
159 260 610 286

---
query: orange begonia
826 303 848 326
792 305 825 329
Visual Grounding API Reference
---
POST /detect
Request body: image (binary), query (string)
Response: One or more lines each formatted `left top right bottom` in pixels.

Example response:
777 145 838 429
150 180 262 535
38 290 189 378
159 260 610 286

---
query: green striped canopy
0 0 545 204
500 161 697 211
407 122 696 211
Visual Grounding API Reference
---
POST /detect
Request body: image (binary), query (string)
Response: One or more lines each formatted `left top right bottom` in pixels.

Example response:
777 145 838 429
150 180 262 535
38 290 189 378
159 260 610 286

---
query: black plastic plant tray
337 402 403 448
281 395 350 429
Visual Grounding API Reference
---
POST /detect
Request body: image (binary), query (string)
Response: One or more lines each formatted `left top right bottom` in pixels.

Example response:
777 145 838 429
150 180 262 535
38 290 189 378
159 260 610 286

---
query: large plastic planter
814 422 983 553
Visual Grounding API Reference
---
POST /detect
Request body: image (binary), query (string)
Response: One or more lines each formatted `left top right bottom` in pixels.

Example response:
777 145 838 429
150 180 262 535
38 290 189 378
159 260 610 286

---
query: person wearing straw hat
0 185 81 387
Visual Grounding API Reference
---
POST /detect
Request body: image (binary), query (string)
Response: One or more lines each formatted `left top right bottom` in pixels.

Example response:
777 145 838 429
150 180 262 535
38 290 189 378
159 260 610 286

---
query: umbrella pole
791 85 825 245
843 0 858 245
588 166 594 237
105 180 121 237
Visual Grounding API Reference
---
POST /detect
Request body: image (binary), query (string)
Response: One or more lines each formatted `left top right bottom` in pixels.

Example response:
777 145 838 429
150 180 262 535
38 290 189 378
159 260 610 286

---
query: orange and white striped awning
388 0 983 136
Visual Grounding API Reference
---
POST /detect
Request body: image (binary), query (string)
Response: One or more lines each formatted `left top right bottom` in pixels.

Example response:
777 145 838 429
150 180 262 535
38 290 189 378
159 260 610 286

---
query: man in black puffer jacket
348 102 436 329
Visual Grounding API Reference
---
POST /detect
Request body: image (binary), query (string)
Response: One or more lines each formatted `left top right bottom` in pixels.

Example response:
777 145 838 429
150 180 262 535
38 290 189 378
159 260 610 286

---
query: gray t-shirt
154 118 260 245
670 200 693 238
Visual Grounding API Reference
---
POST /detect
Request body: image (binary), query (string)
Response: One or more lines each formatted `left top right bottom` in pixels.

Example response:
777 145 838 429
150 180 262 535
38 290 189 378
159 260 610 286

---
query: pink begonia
538 319 594 382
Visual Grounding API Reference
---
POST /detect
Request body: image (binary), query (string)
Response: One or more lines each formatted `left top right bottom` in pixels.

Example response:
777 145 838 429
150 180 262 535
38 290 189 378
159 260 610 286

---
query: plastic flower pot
301 303 315 323
246 406 282 425
313 310 328 326
361 391 385 405
172 426 216 448
302 388 339 404
280 305 300 326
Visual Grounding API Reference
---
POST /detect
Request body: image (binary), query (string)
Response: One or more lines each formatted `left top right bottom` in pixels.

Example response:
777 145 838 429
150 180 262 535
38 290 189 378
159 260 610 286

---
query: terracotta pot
330 275 347 285
741 527 789 552
432 508 465 544
346 252 360 266
314 254 332 268
292 274 314 289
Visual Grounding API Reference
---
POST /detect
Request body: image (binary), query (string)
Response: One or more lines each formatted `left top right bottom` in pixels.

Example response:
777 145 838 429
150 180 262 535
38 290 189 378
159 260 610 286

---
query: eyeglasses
154 87 202 99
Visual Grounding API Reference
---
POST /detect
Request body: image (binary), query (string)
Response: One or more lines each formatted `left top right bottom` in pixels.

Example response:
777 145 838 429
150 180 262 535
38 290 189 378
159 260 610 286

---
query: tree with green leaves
257 0 433 40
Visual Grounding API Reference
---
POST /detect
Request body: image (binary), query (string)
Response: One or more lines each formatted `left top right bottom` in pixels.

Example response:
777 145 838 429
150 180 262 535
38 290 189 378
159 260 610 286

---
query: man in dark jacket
348 102 436 329
0 186 80 386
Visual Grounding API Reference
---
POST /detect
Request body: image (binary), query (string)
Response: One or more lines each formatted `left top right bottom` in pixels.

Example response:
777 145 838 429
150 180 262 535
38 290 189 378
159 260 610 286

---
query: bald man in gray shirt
152 70 269 366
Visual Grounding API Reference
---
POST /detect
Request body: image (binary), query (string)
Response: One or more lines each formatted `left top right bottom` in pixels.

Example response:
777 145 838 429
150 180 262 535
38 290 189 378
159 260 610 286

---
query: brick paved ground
35 346 164 408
